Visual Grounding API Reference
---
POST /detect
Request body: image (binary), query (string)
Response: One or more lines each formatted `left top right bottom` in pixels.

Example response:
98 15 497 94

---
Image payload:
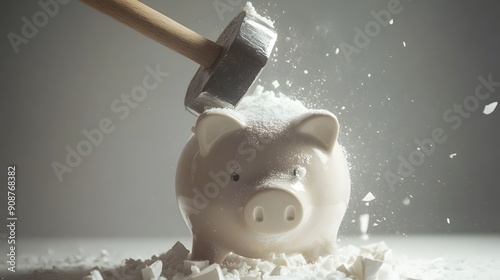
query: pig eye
293 166 306 179
231 173 240 182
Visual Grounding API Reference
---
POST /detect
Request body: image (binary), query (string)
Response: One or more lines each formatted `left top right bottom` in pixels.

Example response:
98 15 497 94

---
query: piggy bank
175 92 351 264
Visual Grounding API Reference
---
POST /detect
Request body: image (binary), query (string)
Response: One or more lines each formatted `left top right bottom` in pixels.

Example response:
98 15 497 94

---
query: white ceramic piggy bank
175 91 351 264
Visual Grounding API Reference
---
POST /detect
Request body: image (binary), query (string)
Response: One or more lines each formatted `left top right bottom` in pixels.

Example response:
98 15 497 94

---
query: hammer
80 0 277 116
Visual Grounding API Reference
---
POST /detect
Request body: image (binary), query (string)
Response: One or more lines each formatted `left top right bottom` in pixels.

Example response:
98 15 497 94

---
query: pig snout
243 189 304 234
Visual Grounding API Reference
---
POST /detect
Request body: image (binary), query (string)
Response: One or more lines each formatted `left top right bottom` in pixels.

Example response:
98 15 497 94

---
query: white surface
1 235 499 279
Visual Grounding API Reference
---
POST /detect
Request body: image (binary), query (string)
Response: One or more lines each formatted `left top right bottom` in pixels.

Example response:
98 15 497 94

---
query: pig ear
294 111 339 152
196 111 246 157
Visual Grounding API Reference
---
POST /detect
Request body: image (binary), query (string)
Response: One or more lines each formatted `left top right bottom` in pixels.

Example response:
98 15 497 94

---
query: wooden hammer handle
81 0 222 68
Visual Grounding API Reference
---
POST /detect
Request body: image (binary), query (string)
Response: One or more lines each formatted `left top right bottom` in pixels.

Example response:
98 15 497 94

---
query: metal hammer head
185 10 277 116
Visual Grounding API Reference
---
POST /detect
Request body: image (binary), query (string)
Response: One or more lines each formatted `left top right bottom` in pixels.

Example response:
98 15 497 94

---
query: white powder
244 2 275 28
402 197 411 206
209 86 313 137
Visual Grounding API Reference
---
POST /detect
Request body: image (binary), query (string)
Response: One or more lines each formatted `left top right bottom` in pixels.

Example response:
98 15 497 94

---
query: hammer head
185 9 277 116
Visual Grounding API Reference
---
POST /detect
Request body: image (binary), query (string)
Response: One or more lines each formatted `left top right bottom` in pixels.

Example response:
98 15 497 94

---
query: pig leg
302 236 336 263
191 239 229 264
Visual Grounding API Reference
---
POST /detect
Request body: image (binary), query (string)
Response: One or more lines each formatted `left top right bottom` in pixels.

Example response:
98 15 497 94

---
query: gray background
1 0 499 239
